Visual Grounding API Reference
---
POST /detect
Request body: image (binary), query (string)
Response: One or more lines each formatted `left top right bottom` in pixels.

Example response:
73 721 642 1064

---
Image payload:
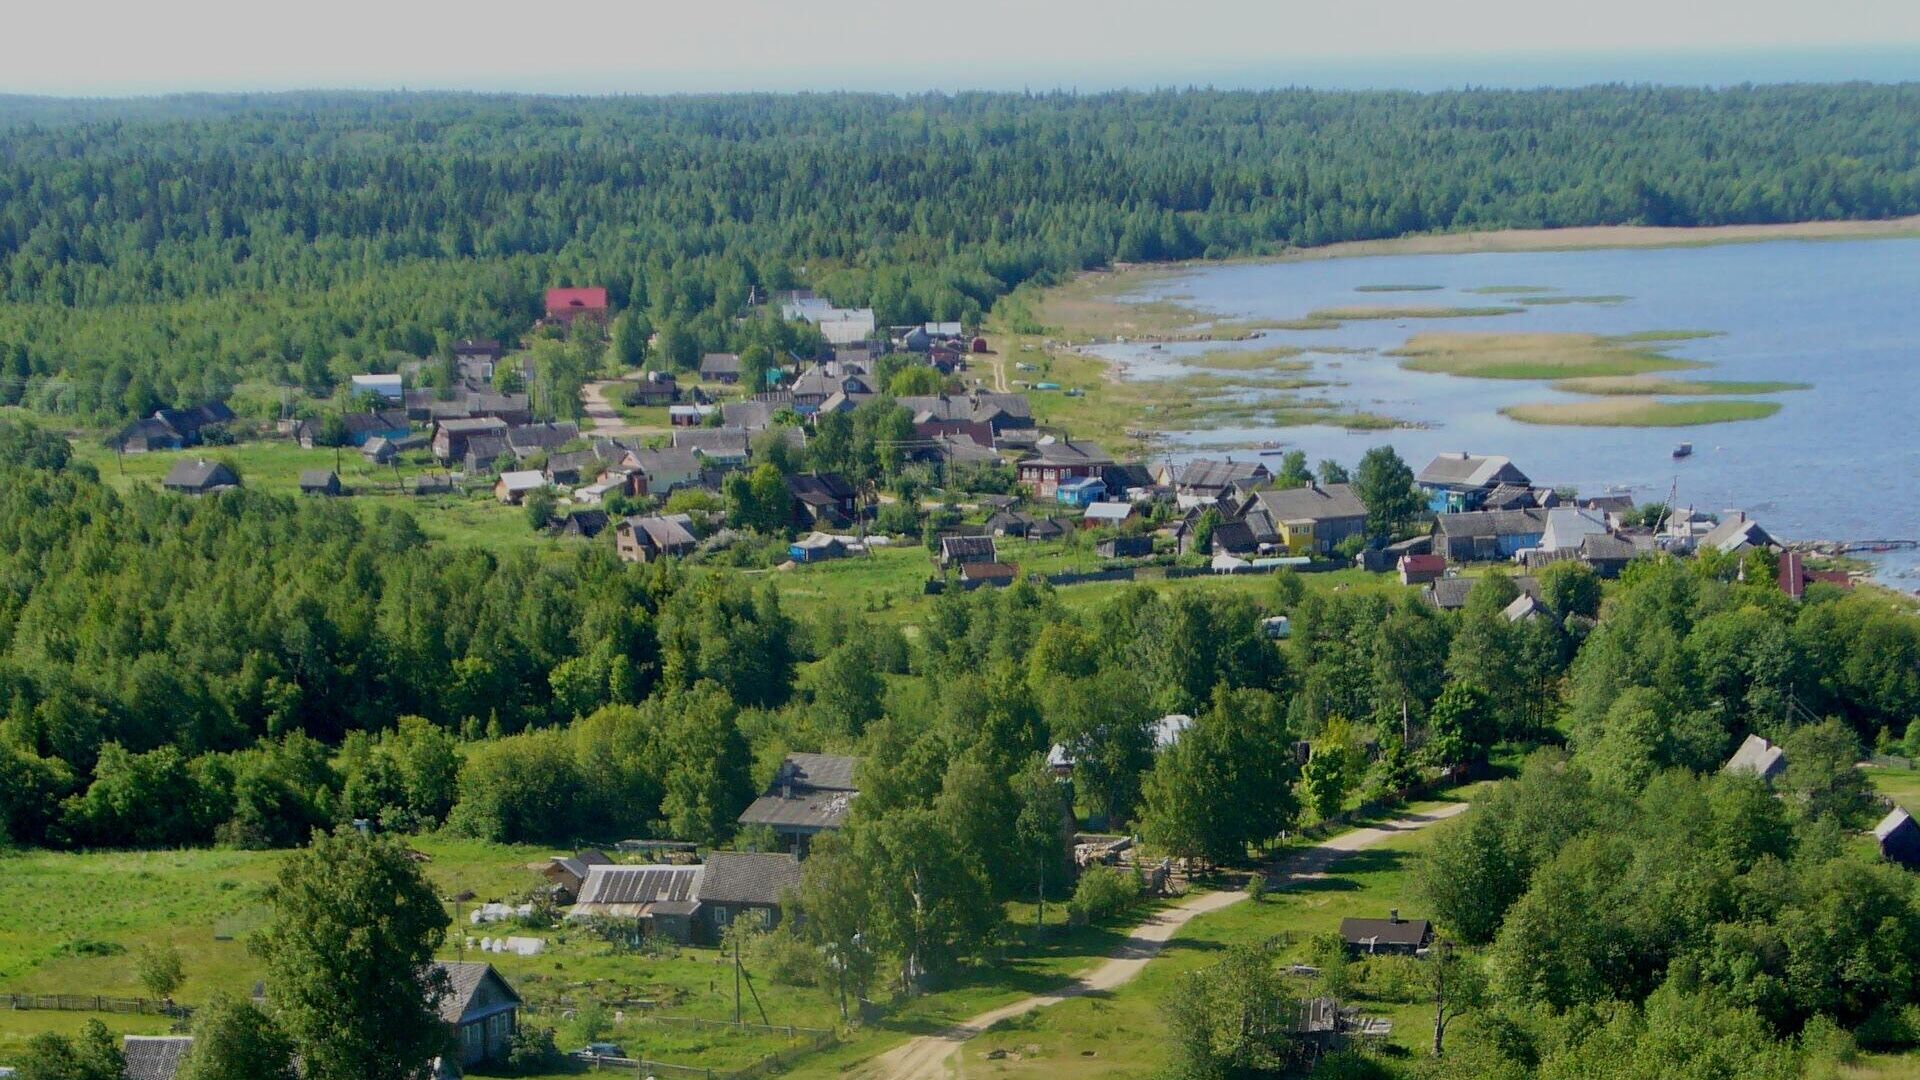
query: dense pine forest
2 85 1920 419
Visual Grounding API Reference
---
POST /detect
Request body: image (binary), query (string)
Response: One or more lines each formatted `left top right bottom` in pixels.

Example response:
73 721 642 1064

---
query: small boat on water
1672 442 1693 459
1258 448 1286 457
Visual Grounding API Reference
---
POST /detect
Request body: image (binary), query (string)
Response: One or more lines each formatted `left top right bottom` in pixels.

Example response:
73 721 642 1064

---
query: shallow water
1090 238 1920 585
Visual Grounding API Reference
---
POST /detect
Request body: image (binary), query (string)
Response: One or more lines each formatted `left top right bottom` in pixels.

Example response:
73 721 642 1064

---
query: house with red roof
545 287 609 327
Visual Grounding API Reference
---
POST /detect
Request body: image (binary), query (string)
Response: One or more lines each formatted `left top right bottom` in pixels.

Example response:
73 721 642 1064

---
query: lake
1089 237 1920 585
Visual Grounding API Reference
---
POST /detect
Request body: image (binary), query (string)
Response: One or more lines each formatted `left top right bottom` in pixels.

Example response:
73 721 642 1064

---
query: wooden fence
2 993 191 1019
536 1013 835 1080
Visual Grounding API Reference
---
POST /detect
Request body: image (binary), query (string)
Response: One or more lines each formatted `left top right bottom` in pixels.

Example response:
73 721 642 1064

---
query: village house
1426 574 1541 612
1238 482 1369 555
568 863 704 939
897 391 1035 443
738 752 860 855
505 421 580 461
122 1036 193 1080
1398 553 1447 585
1339 912 1431 956
1054 475 1107 509
1166 458 1271 500
674 427 751 469
938 534 998 569
437 961 523 1069
1418 452 1532 513
1877 808 1920 871
1082 501 1135 529
782 299 877 346
1433 508 1551 562
494 471 547 505
615 514 698 562
351 372 405 403
110 402 237 454
413 474 455 497
543 449 603 486
960 561 1019 586
624 371 679 407
296 409 412 449
556 509 610 539
1778 551 1853 599
700 352 743 384
542 848 616 902
721 398 787 431
1700 512 1779 555
788 531 849 563
432 417 509 462
299 470 343 496
669 403 720 426
787 472 858 528
453 337 504 365
612 447 701 496
161 459 241 495
1097 535 1154 559
1723 733 1788 784
1019 439 1113 500
697 851 803 935
463 434 511 474
544 286 609 327
1207 519 1260 557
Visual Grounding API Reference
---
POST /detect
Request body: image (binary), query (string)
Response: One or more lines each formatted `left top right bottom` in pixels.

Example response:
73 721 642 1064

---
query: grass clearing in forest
1500 397 1782 427
1391 331 1707 380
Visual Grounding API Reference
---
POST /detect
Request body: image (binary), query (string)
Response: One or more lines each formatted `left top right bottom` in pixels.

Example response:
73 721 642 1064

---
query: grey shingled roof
1177 459 1268 490
1426 574 1540 611
738 752 861 831
699 851 802 907
1418 453 1529 489
1876 807 1916 843
162 459 237 490
1339 917 1430 949
433 961 521 1027
1435 508 1550 540
123 1036 194 1080
1247 482 1367 524
1025 438 1112 467
1724 733 1788 781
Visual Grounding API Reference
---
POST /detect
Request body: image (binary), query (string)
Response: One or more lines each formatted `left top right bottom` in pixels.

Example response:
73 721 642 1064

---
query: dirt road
581 377 661 438
854 802 1470 1080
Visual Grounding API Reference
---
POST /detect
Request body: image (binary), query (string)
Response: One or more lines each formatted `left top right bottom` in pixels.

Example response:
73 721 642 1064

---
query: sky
9 0 1920 96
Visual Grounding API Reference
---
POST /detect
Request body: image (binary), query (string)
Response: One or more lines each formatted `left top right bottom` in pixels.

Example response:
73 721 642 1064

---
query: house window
713 905 732 925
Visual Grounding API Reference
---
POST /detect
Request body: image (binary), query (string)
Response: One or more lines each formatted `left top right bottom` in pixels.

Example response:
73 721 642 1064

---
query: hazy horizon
8 0 1920 98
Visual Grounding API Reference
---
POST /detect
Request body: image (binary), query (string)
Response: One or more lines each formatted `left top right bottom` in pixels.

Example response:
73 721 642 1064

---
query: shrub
505 1026 560 1073
1067 864 1140 925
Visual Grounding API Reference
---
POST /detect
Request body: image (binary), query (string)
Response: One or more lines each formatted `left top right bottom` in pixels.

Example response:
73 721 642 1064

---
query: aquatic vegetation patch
1518 294 1630 306
1467 285 1557 295
1354 284 1444 292
1182 344 1310 371
1307 304 1525 321
1551 375 1808 396
1392 331 1706 379
1501 397 1782 427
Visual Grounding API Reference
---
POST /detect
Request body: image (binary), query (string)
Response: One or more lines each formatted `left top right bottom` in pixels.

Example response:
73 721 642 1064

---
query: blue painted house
1417 453 1531 514
1055 476 1107 508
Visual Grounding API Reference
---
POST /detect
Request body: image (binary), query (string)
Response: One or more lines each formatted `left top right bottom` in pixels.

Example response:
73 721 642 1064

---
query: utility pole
733 936 742 1024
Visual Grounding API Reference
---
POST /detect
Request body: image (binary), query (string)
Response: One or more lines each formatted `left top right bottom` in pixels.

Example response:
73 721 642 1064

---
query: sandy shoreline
1123 215 1920 275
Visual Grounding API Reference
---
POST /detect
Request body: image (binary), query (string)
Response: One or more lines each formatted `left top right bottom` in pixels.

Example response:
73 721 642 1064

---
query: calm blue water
1090 238 1920 586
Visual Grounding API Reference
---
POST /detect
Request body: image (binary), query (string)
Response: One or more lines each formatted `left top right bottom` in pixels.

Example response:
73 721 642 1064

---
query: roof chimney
1389 908 1400 924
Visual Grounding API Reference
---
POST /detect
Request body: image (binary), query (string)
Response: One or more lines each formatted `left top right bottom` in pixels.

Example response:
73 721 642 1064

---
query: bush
1067 864 1141 925
753 928 824 987
505 1026 560 1073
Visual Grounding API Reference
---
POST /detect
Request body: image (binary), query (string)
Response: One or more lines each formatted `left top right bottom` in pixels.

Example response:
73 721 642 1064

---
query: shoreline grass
1392 331 1706 380
1181 344 1309 371
1501 397 1782 427
1552 375 1809 396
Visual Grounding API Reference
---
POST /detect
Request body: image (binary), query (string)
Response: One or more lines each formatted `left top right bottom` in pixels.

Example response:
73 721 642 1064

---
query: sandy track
581 377 661 438
854 802 1470 1080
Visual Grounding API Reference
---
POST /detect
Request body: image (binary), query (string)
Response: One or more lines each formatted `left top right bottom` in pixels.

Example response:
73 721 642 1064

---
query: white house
351 373 405 403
